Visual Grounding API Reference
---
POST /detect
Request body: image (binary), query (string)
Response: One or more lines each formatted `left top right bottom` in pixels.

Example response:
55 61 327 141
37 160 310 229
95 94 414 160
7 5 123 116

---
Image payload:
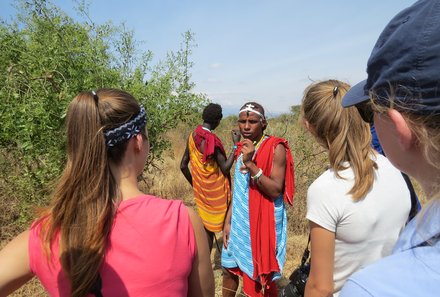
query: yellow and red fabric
188 128 231 232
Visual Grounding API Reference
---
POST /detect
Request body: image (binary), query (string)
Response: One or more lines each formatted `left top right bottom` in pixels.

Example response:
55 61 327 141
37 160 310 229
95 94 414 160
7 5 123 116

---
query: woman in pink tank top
0 89 214 297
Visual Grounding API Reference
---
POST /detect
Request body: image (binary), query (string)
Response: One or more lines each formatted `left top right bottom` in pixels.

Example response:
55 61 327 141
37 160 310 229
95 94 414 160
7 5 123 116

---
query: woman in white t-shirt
300 79 411 297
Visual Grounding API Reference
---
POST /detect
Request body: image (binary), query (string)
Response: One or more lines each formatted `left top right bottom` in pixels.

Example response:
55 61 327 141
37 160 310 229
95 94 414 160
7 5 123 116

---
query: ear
303 119 314 134
261 118 268 130
134 133 143 153
387 109 415 150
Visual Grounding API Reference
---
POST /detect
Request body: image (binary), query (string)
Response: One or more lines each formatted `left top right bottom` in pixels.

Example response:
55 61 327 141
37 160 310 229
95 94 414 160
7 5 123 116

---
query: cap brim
342 79 369 107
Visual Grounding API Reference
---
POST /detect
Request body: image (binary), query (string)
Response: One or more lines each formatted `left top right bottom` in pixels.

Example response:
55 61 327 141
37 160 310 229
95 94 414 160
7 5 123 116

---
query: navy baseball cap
342 0 440 114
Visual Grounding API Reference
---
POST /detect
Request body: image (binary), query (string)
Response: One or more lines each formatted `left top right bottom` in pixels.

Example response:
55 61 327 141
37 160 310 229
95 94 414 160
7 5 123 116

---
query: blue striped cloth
221 155 287 281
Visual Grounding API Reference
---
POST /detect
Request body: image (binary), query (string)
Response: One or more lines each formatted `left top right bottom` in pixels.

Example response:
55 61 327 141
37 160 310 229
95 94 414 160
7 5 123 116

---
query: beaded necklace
253 134 266 149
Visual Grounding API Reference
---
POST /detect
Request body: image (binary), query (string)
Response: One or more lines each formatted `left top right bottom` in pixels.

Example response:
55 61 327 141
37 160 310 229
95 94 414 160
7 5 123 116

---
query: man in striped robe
221 102 294 297
181 103 240 252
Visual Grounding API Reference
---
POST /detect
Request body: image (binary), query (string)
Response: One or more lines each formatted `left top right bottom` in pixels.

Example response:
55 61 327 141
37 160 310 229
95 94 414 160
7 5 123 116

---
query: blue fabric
370 125 384 156
340 202 440 297
221 155 287 281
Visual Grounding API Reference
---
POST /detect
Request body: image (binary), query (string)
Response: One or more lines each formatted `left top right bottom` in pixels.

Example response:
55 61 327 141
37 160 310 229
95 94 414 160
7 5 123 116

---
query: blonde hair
301 79 377 200
38 89 143 297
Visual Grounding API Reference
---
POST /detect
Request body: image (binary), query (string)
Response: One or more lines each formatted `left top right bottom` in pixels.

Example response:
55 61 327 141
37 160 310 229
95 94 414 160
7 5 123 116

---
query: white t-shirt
306 154 411 296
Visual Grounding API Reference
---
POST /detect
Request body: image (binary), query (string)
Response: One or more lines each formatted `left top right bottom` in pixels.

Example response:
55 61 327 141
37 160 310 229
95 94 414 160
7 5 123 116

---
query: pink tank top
29 195 196 296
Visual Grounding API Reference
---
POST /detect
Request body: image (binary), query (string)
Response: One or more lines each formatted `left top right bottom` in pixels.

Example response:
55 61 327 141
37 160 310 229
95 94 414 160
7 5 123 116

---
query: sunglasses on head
355 101 374 124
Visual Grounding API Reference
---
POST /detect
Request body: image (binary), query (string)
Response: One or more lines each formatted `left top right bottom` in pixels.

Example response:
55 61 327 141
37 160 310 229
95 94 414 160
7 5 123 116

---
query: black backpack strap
300 234 311 267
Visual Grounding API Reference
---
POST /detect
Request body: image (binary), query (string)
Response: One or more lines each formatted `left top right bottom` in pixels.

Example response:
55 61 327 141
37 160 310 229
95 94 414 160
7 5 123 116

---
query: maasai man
221 102 294 297
180 103 241 252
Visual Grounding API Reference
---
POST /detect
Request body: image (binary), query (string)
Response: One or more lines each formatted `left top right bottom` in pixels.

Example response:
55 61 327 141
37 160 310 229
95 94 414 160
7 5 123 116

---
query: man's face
238 111 264 141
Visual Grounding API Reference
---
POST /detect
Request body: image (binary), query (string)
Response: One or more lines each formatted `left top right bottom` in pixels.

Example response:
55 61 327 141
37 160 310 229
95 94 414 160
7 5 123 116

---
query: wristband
232 144 237 150
251 168 263 181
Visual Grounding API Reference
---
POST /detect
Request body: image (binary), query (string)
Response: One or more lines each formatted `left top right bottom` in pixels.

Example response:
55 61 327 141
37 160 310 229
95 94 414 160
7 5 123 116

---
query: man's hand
241 139 255 165
231 130 241 144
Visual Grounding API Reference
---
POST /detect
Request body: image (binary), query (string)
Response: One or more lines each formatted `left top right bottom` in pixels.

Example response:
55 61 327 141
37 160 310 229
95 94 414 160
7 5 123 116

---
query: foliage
0 0 207 226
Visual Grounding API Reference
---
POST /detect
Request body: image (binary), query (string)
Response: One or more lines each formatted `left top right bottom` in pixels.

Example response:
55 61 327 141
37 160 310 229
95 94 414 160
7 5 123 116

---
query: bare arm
0 230 34 296
180 139 193 186
304 221 335 297
214 147 236 176
187 208 215 297
214 130 240 176
242 141 286 199
222 202 233 249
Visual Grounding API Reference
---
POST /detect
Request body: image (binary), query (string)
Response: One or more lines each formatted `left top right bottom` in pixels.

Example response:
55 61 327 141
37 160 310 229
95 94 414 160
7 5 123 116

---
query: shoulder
306 169 352 226
374 153 401 175
341 246 440 297
308 169 345 196
118 195 186 219
266 136 288 147
373 154 410 193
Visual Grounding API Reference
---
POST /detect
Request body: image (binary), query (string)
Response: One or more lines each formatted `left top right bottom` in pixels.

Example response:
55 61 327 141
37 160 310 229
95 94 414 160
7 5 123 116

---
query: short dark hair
202 103 223 125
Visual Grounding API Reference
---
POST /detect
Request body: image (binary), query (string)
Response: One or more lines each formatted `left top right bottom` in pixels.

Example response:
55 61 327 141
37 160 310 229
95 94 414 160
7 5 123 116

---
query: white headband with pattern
239 103 265 119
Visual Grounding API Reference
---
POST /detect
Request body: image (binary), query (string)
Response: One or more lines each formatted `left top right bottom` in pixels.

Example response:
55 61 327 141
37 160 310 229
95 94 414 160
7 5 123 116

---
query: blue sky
1 0 415 116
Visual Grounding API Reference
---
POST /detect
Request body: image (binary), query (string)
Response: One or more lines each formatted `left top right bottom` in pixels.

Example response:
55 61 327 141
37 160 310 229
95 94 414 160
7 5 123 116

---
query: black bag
279 236 310 297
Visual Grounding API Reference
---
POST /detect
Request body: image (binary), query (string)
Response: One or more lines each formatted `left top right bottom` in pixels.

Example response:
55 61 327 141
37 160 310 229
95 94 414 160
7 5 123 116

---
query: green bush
0 0 207 228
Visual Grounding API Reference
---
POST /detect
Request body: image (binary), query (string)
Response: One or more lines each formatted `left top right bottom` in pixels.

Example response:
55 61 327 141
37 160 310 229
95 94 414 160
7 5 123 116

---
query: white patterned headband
239 103 265 119
104 105 147 147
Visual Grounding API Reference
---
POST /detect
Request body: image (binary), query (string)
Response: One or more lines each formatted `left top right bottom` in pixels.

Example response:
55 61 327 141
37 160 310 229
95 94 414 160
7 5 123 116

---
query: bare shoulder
274 143 287 162
186 207 202 228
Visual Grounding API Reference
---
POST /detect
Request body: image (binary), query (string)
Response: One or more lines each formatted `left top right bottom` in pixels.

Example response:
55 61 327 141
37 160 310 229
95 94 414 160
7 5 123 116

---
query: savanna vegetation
1 1 420 296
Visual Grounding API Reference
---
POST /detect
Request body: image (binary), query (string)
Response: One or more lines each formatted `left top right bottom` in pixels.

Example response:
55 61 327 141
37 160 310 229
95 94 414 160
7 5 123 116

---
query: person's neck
418 174 440 199
411 157 440 199
202 123 212 132
110 163 143 201
119 179 144 201
251 133 265 146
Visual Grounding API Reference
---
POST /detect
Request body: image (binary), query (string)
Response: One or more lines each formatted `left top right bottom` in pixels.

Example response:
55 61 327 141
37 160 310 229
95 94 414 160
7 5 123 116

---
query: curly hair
202 103 223 125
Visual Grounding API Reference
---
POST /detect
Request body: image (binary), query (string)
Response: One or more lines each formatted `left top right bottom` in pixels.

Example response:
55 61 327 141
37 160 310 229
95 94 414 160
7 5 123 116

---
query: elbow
267 186 283 200
318 287 333 297
306 280 334 297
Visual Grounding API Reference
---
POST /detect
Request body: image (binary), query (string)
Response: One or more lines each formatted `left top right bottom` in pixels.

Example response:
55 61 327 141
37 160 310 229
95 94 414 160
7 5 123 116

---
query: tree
0 0 207 225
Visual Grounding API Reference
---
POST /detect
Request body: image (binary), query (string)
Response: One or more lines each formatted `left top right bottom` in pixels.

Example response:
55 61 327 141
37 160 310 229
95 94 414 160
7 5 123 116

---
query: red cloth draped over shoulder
193 125 226 162
235 136 295 286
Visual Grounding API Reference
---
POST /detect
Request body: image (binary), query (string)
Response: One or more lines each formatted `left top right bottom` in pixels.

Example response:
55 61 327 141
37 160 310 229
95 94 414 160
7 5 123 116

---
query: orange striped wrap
188 134 231 232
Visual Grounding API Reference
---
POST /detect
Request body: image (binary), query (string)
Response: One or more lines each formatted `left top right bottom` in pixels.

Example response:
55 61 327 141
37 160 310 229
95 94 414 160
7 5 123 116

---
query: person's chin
242 133 253 139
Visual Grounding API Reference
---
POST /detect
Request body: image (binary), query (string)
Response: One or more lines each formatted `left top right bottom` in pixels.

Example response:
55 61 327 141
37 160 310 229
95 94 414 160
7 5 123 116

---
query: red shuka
193 125 225 162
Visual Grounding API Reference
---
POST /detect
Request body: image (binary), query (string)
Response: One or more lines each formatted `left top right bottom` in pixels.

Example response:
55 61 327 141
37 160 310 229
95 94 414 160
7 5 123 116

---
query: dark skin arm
180 140 192 186
223 202 233 249
214 147 235 176
214 130 241 176
241 139 286 199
